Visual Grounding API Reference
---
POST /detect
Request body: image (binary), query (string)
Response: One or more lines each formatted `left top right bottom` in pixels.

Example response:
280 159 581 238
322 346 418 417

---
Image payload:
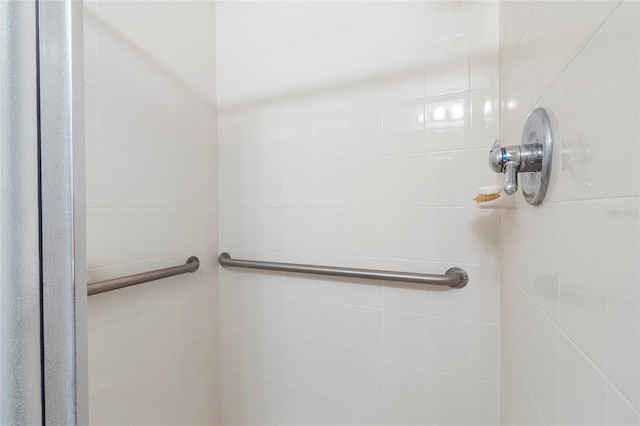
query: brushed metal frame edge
38 0 87 424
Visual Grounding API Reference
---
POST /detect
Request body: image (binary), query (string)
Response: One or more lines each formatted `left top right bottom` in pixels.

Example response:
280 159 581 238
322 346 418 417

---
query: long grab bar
87 256 200 296
218 253 468 288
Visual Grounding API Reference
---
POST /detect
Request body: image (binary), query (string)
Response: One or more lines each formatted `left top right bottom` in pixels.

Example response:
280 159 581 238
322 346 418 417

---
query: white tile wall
85 1 219 424
80 1 638 424
499 1 640 425
217 2 500 425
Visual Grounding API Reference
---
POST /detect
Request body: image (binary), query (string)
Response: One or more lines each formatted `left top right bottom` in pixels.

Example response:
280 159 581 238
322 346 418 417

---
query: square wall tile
96 90 140 155
142 350 177 413
424 34 469 97
382 100 424 155
100 367 145 426
99 313 145 383
425 316 469 377
98 209 142 266
95 30 140 101
383 362 425 421
140 104 175 161
97 150 141 208
558 336 606 426
384 311 425 368
424 370 470 426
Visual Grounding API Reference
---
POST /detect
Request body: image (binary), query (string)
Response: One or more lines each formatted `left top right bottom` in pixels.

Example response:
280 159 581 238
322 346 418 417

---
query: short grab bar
218 253 467 288
87 256 200 296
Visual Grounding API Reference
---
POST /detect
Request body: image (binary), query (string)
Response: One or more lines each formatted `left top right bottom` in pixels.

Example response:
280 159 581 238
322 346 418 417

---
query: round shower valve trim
488 108 554 206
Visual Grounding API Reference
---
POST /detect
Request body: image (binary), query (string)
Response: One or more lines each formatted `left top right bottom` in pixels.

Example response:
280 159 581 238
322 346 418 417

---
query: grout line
503 339 548 425
505 272 640 416
500 1 625 143
217 324 500 386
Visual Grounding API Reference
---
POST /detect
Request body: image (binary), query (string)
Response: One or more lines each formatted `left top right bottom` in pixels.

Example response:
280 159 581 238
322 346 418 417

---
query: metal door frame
0 0 87 423
38 0 87 424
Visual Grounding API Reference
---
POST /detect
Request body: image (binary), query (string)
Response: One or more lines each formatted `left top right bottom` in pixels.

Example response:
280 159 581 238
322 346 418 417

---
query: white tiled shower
84 1 639 425
499 2 639 425
216 2 500 425
84 1 219 424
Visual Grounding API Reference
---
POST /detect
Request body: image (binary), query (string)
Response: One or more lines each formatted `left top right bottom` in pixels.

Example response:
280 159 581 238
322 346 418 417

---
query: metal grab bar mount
87 256 200 296
218 252 468 288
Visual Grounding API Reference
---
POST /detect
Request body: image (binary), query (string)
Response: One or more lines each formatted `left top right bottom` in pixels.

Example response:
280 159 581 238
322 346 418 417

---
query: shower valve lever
489 141 541 196
503 160 519 195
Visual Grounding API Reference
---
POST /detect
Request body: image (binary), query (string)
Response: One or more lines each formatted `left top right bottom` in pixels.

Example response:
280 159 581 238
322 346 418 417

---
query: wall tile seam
93 363 148 391
91 70 216 115
556 195 640 205
88 292 207 325
502 231 631 330
225 360 500 390
499 1 624 141
423 87 498 102
93 81 143 107
218 333 500 385
220 372 391 414
498 0 539 83
499 387 514 426
608 383 640 418
92 208 209 215
142 393 181 421
221 365 495 405
220 368 496 425
203 363 221 375
220 359 499 387
92 148 215 169
217 114 486 136
216 149 494 170
220 298 499 326
503 273 638 413
220 94 415 123
501 340 548 425
220 326 497 346
96 150 214 170
216 88 497 130
244 146 491 162
217 204 487 209
92 326 207 356
503 201 637 228
535 0 624 104
97 346 182 379
91 12 212 85
105 391 178 426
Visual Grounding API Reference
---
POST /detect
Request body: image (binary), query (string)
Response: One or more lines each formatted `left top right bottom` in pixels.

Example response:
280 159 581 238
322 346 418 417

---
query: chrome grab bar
87 256 200 296
218 252 468 288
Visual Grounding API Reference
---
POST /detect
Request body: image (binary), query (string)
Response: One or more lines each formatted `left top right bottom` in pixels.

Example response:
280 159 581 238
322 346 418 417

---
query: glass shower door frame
0 0 87 423
38 1 87 424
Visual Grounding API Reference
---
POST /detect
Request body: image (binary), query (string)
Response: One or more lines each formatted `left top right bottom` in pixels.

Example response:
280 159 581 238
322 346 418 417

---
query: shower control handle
503 161 519 195
488 140 542 196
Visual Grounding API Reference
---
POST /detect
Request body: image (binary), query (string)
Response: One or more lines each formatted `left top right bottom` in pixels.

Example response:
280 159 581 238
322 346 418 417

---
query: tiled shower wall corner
499 1 640 425
84 1 219 424
216 2 501 425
